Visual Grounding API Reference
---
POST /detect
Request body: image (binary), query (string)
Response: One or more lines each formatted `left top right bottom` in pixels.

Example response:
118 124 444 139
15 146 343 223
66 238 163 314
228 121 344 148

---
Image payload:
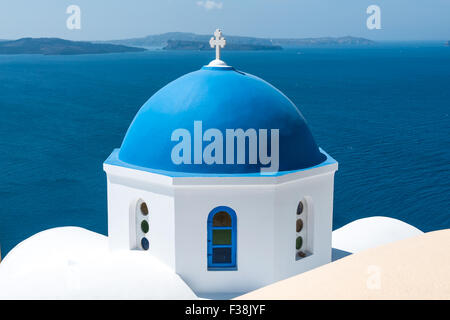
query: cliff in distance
0 38 146 55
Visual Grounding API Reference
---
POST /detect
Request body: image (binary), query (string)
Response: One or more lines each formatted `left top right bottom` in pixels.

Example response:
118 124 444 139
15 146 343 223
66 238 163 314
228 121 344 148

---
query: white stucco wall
173 184 276 295
104 158 337 296
105 166 177 270
274 171 336 281
171 164 336 295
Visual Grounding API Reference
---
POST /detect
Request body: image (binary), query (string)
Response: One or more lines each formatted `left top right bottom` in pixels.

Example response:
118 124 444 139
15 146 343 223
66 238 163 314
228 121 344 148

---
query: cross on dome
207 29 229 67
209 29 226 60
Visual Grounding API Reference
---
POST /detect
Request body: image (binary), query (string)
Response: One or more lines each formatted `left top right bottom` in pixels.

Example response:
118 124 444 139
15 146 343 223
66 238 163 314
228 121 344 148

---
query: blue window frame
207 206 237 270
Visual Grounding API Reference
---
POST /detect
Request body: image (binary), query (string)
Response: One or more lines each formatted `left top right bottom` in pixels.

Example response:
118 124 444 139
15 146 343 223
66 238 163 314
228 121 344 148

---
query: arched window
207 206 237 270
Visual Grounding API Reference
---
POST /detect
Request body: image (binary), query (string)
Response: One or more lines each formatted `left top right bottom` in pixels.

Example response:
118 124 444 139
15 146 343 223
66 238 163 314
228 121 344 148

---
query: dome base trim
104 148 337 179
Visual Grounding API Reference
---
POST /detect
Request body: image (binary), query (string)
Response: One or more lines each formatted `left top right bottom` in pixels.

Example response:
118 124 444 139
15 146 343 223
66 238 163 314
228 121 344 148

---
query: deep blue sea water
1 43 449 257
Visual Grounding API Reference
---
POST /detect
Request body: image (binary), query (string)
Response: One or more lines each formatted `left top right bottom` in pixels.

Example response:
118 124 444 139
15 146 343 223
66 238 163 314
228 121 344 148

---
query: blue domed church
104 30 338 296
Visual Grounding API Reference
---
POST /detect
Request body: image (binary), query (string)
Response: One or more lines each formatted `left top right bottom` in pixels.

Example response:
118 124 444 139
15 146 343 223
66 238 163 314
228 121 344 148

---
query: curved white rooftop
332 216 423 254
0 227 197 300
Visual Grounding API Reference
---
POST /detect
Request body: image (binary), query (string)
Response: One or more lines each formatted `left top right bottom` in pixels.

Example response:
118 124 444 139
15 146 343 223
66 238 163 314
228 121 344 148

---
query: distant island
103 32 376 50
446 41 450 46
163 39 282 51
0 33 377 55
0 38 146 55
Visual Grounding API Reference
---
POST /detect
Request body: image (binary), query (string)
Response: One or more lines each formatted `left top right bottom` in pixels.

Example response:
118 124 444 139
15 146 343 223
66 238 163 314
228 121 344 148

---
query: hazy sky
0 0 449 41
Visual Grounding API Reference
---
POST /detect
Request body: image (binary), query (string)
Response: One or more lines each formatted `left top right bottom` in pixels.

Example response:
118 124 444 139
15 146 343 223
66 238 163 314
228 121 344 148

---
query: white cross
209 29 226 60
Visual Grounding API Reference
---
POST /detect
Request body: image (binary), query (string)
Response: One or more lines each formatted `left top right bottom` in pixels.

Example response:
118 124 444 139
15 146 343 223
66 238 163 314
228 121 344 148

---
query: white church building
103 30 338 296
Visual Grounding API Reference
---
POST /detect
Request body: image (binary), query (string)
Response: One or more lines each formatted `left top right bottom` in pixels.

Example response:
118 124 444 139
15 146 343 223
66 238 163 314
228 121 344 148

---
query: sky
0 0 449 41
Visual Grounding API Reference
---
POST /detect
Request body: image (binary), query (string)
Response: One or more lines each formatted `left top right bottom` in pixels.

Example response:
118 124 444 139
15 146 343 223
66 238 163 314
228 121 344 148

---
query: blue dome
118 65 326 175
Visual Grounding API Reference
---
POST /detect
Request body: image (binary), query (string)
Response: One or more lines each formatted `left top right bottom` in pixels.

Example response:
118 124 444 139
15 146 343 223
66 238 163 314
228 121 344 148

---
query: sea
0 43 449 257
